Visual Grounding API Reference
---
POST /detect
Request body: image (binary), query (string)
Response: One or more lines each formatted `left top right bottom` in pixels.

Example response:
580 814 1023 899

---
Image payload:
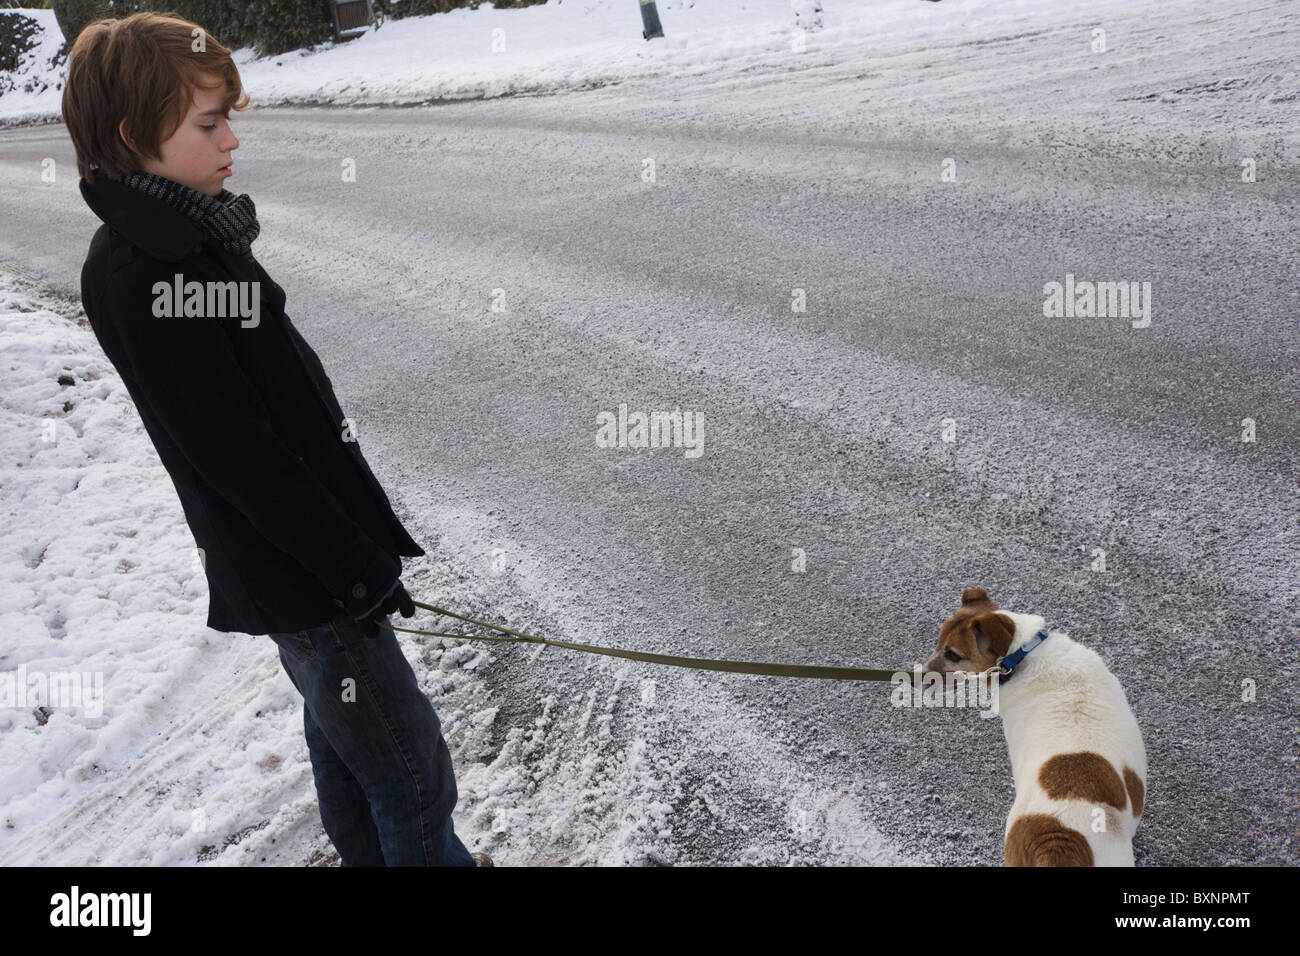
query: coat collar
79 174 206 263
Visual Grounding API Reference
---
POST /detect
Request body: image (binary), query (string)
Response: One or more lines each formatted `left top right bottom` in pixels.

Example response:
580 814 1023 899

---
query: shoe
471 851 493 868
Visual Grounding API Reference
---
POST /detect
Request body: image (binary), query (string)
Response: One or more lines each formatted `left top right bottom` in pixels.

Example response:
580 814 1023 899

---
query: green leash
377 598 909 682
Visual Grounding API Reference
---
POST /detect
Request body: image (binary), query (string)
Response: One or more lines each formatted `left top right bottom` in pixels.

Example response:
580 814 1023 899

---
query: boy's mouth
219 162 232 176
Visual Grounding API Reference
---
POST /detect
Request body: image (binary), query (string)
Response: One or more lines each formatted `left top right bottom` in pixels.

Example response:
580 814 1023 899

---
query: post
639 0 664 40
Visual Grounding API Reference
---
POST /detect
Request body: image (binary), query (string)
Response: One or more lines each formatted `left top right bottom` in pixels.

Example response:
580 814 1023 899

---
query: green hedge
49 1 554 58
0 9 42 77
51 1 338 59
373 1 551 18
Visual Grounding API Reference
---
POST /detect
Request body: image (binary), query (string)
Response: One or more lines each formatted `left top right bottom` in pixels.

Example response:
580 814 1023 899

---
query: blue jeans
268 611 475 866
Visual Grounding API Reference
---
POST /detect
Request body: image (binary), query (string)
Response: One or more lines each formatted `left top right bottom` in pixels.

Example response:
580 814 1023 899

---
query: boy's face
119 74 239 197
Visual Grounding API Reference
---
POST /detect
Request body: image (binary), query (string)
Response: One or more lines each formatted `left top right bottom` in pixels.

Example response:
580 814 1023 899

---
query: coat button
351 583 367 599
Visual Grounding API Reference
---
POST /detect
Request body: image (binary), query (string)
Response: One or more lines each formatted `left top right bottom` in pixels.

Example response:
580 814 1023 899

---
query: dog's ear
962 588 990 605
972 612 1015 659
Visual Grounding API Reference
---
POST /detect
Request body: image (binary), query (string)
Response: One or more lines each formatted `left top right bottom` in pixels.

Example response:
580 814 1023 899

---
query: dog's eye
944 649 963 663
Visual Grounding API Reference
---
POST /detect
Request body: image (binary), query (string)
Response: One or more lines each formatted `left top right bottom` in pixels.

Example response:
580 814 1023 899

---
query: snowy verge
0 264 331 863
0 265 493 865
0 0 1221 118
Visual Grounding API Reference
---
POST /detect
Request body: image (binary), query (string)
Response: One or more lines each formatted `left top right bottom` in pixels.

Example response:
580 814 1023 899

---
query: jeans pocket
268 628 318 664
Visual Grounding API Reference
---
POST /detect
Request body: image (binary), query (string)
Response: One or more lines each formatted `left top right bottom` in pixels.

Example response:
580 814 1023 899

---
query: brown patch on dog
1005 814 1094 866
1123 766 1144 818
1037 752 1127 810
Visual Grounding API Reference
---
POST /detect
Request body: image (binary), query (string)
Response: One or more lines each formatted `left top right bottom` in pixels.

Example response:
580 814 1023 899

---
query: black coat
77 175 424 635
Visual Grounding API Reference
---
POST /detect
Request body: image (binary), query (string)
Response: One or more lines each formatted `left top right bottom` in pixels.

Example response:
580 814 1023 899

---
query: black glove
353 578 416 639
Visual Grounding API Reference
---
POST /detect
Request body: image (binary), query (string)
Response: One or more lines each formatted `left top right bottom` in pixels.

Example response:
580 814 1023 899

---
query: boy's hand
381 580 416 619
354 578 416 639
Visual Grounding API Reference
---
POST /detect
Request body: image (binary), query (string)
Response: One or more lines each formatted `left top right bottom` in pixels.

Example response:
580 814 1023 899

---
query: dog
922 588 1147 866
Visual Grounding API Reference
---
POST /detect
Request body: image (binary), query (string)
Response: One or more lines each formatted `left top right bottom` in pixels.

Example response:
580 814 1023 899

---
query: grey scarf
122 170 260 262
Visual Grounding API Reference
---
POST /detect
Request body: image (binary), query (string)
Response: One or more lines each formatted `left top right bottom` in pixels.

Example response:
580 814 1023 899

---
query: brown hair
62 11 250 184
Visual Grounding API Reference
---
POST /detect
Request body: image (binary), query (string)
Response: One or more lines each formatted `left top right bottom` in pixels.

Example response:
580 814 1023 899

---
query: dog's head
922 588 1017 677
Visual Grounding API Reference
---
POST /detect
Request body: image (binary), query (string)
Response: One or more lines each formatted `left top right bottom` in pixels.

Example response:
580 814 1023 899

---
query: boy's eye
201 124 217 131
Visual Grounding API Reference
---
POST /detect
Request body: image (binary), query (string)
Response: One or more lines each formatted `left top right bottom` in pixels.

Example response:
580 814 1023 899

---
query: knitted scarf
121 170 260 262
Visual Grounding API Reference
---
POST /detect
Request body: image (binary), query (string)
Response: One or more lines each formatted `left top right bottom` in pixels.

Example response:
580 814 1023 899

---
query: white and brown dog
922 588 1147 866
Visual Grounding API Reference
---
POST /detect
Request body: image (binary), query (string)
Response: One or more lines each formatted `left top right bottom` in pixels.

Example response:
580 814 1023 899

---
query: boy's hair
62 11 250 184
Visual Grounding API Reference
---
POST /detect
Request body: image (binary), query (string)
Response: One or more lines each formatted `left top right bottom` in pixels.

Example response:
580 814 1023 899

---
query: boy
63 12 488 867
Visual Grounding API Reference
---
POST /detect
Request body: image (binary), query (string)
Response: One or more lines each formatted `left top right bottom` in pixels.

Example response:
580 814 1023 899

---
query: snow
2 0 1163 123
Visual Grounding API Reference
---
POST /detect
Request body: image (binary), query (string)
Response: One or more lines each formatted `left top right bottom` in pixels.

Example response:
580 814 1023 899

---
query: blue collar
998 629 1049 684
